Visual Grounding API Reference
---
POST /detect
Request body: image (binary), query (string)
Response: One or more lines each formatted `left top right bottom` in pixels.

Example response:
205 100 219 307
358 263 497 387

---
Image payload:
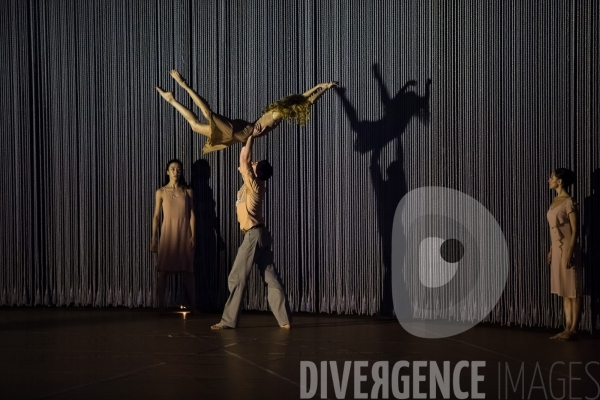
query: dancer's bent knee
227 272 246 291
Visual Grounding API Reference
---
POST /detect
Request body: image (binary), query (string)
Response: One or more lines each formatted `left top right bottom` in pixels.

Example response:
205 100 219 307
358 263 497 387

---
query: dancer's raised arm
259 81 338 128
239 134 255 170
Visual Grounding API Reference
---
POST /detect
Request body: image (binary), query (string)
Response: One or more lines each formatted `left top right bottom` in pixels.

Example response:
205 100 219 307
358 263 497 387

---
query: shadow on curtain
337 63 432 314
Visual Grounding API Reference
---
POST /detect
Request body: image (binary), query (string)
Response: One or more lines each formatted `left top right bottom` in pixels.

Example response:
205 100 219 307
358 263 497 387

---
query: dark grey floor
1 308 599 400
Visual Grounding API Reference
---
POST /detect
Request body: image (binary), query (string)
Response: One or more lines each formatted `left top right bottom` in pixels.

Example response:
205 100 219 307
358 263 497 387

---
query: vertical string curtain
0 0 598 331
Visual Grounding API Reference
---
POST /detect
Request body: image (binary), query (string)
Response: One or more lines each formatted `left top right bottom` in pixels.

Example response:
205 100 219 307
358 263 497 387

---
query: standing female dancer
151 159 198 314
156 70 337 153
547 168 581 340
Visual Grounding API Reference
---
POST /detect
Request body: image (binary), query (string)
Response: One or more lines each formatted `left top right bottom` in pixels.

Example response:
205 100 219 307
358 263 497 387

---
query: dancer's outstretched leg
156 86 210 137
170 70 213 121
336 88 357 128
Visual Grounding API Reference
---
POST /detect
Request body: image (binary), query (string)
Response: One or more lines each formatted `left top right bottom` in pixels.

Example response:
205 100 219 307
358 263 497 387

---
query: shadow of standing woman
191 159 225 312
583 168 600 330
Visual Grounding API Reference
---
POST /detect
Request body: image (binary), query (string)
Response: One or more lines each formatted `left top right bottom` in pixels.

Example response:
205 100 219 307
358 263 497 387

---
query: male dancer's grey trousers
220 227 290 327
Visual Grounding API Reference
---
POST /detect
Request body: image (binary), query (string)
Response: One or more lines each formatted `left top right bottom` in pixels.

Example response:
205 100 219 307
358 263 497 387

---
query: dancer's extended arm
303 82 338 104
150 190 163 252
240 132 256 170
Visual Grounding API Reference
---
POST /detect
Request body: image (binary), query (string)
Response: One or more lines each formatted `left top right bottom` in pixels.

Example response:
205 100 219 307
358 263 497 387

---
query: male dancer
211 125 291 329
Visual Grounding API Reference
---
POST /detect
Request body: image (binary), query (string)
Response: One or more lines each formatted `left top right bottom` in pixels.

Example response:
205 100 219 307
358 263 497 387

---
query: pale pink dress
546 197 582 298
156 188 193 272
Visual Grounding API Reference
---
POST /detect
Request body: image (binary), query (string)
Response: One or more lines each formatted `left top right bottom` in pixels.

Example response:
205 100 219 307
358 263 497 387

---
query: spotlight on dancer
547 168 581 341
211 128 291 330
151 159 199 315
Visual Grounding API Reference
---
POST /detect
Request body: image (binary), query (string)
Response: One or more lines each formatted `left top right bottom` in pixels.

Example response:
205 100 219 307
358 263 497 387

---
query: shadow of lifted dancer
337 64 431 314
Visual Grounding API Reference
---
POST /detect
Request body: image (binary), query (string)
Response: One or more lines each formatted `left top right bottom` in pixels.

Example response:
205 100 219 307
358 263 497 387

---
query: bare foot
156 87 174 102
550 330 570 340
558 331 578 341
211 322 233 330
550 329 567 339
280 324 291 329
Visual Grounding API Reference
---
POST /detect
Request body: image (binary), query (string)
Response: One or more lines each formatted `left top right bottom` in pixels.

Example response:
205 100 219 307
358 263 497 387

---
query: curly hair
263 94 311 126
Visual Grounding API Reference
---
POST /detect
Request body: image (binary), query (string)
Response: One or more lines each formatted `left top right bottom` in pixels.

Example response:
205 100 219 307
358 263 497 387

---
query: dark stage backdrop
1 0 599 331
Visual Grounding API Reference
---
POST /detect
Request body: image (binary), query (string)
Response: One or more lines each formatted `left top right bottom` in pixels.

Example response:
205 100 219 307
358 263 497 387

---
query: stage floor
1 308 599 400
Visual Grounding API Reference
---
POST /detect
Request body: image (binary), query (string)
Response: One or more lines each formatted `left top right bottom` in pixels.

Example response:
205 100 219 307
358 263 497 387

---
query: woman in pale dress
151 159 198 314
546 168 581 340
156 70 337 153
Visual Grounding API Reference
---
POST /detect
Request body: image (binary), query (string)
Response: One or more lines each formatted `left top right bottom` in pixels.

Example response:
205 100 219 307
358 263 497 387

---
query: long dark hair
163 159 189 187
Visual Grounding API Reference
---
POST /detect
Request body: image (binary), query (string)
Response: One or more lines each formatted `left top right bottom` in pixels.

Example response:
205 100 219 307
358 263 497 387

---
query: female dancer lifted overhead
156 70 337 153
